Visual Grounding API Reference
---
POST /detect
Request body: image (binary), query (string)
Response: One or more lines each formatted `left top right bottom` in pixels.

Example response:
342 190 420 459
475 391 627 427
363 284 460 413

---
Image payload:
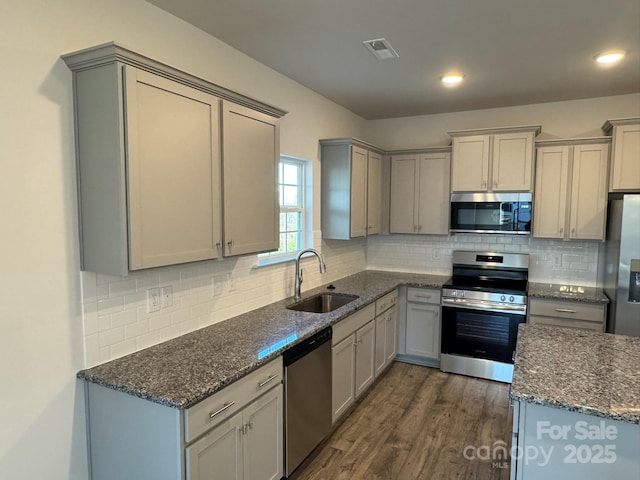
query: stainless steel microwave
450 193 532 235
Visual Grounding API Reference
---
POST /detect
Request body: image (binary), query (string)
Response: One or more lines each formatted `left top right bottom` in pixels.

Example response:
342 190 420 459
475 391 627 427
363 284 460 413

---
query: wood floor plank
295 362 513 480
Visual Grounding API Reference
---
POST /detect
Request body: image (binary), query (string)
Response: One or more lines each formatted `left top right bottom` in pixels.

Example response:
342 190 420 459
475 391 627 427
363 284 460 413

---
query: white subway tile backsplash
99 327 124 347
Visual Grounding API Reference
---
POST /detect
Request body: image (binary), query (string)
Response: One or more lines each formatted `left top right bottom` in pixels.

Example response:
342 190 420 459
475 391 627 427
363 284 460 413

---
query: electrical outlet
147 288 161 313
553 254 562 268
160 286 173 308
432 249 441 260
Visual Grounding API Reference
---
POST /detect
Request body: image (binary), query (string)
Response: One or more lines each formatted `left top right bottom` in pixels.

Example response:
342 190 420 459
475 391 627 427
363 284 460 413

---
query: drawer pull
257 374 278 388
209 401 235 419
555 308 577 314
414 294 432 299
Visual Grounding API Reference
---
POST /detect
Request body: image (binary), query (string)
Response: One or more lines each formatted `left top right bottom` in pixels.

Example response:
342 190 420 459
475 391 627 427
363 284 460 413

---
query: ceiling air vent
363 38 399 60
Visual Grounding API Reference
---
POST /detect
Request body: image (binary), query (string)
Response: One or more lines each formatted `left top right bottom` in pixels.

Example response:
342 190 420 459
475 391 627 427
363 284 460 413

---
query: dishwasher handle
283 326 332 366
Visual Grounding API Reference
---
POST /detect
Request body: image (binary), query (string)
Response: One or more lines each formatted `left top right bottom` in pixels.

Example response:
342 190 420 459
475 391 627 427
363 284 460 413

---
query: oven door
441 305 525 364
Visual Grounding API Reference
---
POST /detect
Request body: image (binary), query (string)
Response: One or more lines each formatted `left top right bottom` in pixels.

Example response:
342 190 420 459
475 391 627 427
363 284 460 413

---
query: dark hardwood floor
295 362 512 480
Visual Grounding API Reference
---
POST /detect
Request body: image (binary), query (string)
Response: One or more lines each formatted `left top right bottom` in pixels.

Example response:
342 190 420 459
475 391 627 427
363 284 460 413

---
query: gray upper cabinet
602 117 640 192
389 149 451 235
449 126 541 192
63 43 285 276
222 102 279 257
320 139 383 240
125 66 222 271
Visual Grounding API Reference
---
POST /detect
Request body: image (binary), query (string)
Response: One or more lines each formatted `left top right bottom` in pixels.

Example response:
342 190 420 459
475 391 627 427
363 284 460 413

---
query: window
258 156 312 264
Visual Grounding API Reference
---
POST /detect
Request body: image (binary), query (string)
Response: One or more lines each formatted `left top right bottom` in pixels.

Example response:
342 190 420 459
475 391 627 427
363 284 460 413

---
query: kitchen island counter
78 270 448 409
511 324 640 424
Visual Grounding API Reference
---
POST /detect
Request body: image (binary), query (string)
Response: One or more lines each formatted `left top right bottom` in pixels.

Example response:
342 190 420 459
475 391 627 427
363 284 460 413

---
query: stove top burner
443 250 530 298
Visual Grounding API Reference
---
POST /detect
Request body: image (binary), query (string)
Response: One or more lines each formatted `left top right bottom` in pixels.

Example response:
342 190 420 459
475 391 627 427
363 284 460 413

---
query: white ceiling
147 0 640 120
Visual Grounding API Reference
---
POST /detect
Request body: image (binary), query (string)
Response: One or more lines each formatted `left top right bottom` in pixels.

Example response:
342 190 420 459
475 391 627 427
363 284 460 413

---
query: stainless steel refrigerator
603 194 640 336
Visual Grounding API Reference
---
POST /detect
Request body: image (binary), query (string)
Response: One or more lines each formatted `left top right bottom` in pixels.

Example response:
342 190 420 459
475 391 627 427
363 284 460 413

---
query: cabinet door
350 146 368 237
355 320 376 398
533 146 570 239
222 101 279 256
405 303 440 359
124 66 222 270
332 334 355 423
367 151 382 235
389 155 419 233
610 123 640 191
569 144 609 240
374 314 386 377
491 132 535 191
451 135 490 192
417 153 451 234
186 412 243 480
384 306 398 366
243 386 283 480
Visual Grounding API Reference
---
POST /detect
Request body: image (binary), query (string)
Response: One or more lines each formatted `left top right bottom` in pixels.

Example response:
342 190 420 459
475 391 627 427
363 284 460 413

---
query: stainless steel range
440 250 529 383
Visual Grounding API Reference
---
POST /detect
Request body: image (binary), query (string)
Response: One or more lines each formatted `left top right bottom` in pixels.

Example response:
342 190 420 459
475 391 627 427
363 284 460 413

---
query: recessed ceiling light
595 51 626 65
441 74 464 86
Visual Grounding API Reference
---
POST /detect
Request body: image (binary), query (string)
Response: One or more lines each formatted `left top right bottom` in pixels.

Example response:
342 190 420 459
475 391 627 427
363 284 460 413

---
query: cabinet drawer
407 287 441 304
184 356 282 443
375 290 398 316
529 299 605 322
333 303 375 345
529 315 604 332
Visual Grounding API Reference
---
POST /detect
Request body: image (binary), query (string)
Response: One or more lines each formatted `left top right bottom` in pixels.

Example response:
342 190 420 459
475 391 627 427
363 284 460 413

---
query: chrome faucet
294 248 326 301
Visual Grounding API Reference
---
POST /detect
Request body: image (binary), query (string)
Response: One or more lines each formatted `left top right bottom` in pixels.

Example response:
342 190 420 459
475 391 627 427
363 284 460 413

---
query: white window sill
254 253 300 268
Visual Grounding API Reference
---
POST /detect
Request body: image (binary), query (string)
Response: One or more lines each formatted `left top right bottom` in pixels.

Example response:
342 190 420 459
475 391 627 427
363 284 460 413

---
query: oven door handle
441 297 527 314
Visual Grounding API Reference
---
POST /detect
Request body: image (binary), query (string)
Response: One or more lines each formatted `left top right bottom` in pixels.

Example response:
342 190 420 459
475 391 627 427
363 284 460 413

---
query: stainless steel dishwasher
283 326 332 478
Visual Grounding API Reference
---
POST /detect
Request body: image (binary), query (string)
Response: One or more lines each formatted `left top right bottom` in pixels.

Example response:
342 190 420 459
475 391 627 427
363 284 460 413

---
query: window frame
257 155 312 266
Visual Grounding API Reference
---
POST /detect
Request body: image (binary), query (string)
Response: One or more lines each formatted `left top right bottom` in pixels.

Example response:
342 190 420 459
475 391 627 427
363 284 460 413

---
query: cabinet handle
414 294 432 299
482 181 487 188
555 308 577 314
216 242 221 254
493 181 497 188
418 225 422 231
571 228 576 237
559 227 563 234
209 401 235 419
257 374 278 388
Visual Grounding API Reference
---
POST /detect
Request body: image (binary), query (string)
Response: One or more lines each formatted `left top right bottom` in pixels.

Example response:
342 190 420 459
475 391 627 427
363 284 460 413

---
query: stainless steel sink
287 293 358 313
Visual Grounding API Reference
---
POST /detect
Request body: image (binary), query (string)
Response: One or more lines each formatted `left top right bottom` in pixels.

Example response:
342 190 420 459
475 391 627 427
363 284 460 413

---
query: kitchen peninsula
510 324 640 479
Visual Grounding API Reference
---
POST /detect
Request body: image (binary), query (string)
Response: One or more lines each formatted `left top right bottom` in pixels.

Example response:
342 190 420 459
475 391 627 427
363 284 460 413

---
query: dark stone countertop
78 270 449 409
528 282 609 304
511 324 640 424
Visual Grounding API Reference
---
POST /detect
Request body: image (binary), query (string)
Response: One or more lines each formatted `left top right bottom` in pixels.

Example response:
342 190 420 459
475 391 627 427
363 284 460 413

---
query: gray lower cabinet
374 290 399 377
397 287 441 367
63 43 283 276
528 299 606 332
86 357 283 480
511 400 639 479
186 385 282 480
331 304 376 423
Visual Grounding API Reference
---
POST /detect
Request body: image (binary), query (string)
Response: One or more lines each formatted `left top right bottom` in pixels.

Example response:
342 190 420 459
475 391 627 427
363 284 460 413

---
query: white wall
366 93 640 150
0 1 366 479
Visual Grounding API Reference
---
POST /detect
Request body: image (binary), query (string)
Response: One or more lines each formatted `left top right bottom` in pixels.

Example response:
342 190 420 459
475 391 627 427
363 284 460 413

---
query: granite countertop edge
527 282 609 304
509 391 639 424
78 270 449 409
